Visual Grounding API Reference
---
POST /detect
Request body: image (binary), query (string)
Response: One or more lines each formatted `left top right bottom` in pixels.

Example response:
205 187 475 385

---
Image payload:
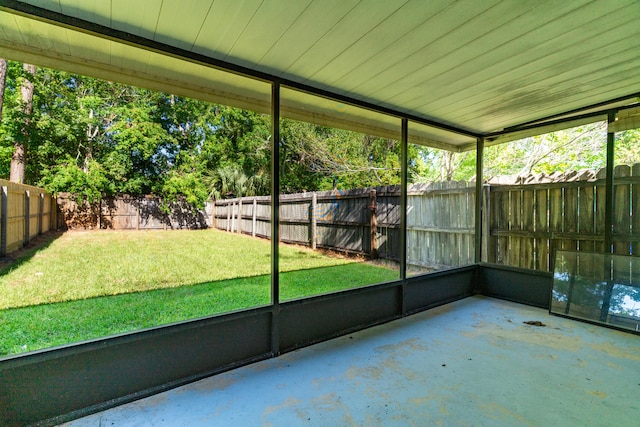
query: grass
0 229 398 356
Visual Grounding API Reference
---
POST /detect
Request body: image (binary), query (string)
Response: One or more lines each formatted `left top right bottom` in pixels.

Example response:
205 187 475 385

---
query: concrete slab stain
588 390 607 399
589 342 640 361
263 397 301 415
409 395 438 406
374 337 429 355
477 402 537 427
182 374 237 393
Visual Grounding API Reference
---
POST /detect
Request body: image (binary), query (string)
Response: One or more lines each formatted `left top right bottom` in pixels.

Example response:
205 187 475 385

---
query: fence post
369 189 377 259
226 202 230 232
38 193 44 235
98 198 102 229
1 186 7 256
252 198 257 237
24 190 30 245
51 196 57 231
238 199 243 234
231 201 236 233
214 200 218 228
136 197 141 230
311 193 317 249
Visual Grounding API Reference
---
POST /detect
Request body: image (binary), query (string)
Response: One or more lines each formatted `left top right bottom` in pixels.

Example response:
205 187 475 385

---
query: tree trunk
441 150 455 181
83 108 97 172
0 58 7 122
10 63 35 184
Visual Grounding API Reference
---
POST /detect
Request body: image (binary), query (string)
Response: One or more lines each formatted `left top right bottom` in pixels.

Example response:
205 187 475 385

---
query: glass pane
0 62 272 357
551 251 640 332
406 122 476 276
278 88 400 301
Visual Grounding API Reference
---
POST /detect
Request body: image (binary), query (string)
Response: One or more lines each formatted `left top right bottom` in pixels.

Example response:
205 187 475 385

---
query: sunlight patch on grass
0 229 354 309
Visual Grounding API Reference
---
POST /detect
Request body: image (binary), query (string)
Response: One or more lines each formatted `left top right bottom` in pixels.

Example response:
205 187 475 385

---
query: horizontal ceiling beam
484 101 640 147
500 92 640 132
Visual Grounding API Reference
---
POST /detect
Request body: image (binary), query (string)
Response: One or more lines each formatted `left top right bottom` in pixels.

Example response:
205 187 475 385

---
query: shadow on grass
0 263 398 356
0 231 64 276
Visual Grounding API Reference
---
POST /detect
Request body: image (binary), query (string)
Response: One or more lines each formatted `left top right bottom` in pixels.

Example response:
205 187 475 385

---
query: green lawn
0 229 398 356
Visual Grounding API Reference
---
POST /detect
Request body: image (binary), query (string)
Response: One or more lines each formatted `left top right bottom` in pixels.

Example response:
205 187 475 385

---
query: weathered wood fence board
215 183 475 270
406 182 475 269
49 163 640 273
0 180 56 257
216 189 384 256
487 165 640 273
214 165 640 273
57 195 213 231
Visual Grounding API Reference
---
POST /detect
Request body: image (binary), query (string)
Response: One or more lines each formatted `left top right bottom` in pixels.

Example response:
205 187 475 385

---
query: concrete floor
61 296 640 427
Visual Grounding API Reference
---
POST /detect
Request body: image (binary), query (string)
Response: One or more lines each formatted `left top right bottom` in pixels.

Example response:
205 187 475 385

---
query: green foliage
279 121 402 191
2 59 640 208
161 169 209 210
615 128 640 166
483 122 608 178
205 165 268 200
40 159 110 204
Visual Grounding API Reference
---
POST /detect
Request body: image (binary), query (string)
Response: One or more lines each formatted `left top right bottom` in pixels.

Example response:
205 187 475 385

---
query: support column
601 111 616 322
271 80 281 356
604 111 616 253
400 118 408 315
475 137 485 263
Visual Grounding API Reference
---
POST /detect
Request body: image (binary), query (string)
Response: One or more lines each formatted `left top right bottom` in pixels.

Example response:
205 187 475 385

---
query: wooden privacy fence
214 181 476 269
407 181 476 270
215 188 394 258
0 179 56 256
215 164 640 274
487 164 640 273
57 195 214 230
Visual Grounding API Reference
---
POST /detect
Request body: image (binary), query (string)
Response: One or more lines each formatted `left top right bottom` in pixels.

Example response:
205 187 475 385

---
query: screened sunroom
0 1 639 426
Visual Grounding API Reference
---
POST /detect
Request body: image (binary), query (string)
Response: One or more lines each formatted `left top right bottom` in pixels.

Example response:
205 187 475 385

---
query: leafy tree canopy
0 61 638 208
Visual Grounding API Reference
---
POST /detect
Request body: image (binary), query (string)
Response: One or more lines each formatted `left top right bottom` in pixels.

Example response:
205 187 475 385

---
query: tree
205 165 267 199
615 128 640 165
0 58 7 121
279 120 404 192
9 63 35 183
1 59 634 212
483 122 607 179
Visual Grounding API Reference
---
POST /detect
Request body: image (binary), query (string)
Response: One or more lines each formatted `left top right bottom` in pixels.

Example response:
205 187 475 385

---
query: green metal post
475 138 484 263
604 111 616 252
601 111 616 322
271 81 281 355
400 118 408 314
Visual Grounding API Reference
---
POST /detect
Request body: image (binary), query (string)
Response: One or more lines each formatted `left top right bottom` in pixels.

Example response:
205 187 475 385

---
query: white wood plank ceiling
0 0 639 151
